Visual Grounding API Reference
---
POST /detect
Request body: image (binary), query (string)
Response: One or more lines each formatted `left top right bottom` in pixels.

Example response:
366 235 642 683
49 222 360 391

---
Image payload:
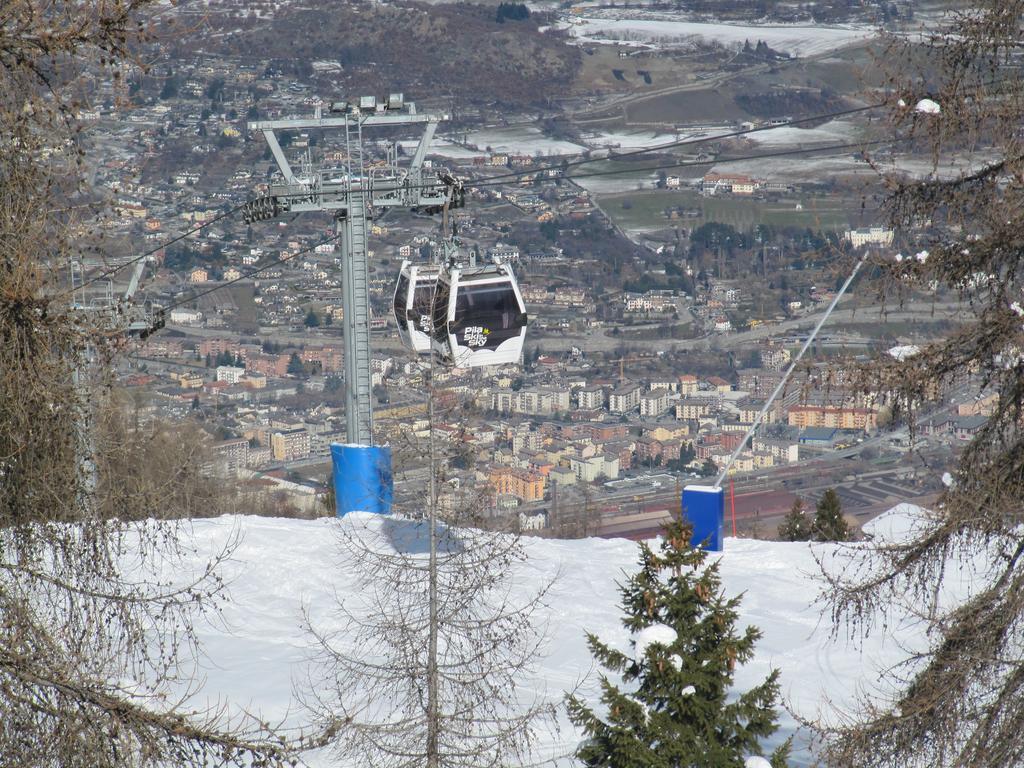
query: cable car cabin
393 261 439 355
430 263 527 368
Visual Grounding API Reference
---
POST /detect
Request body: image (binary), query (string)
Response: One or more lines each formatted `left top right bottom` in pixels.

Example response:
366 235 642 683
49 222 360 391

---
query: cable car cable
63 75 1006 302
450 75 1008 187
482 138 902 188
59 199 252 299
156 232 341 319
68 131 915 306
471 101 889 185
713 255 868 488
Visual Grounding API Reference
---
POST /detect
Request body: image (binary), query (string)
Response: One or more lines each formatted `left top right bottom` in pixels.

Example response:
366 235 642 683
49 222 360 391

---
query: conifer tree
811 488 848 542
777 497 811 542
567 520 790 768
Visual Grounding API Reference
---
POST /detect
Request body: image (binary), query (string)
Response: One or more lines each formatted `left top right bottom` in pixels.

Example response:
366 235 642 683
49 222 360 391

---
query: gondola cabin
430 263 527 368
393 261 439 354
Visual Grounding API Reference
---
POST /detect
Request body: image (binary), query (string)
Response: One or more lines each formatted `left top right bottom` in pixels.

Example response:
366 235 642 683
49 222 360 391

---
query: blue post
331 443 393 516
681 484 724 551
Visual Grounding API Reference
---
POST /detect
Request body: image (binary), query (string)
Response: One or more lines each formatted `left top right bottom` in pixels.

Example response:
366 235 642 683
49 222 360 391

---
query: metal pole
713 257 866 487
426 352 439 768
337 209 373 445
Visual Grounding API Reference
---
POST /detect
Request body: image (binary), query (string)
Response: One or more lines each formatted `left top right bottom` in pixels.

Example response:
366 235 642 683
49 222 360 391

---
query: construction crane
610 354 655 382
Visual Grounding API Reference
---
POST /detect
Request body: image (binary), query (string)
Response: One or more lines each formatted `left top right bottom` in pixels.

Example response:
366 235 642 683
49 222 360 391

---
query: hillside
192 1 580 107
167 505 948 767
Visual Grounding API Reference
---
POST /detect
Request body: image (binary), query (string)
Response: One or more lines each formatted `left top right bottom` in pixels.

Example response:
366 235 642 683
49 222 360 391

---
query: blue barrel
331 443 393 516
681 484 724 551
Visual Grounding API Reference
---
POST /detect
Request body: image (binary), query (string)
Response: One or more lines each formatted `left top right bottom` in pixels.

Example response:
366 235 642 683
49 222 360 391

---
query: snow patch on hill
560 16 874 58
170 506 947 766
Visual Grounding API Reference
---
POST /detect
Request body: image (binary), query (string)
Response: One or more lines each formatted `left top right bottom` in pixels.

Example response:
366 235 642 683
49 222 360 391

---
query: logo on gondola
464 326 489 347
419 314 431 332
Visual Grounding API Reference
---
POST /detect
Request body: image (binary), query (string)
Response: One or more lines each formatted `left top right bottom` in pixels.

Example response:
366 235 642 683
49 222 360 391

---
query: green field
596 189 855 232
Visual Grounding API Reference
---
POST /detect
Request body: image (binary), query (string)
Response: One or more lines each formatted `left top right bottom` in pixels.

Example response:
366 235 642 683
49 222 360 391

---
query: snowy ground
707 152 871 181
571 170 662 195
150 504 979 767
745 119 861 148
461 127 587 157
559 15 875 58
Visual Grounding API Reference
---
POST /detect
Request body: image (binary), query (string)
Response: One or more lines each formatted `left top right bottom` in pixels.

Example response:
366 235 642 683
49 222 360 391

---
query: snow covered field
462 127 586 157
571 170 661 195
160 505 964 767
745 119 860 148
560 15 874 58
707 152 871 181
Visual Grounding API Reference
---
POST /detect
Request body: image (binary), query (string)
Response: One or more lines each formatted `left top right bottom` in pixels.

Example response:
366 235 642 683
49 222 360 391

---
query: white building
576 385 605 410
844 227 894 248
216 365 246 384
639 389 671 418
491 387 570 416
168 308 202 325
570 454 620 483
518 510 547 531
609 384 641 414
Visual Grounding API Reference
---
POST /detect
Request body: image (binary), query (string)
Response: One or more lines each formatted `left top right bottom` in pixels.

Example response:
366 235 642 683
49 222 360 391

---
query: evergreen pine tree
777 497 811 542
567 520 790 768
287 352 305 376
811 488 848 542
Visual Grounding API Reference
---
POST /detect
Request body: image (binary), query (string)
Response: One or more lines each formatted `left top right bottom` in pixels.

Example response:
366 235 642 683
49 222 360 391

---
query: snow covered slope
175 506 937 766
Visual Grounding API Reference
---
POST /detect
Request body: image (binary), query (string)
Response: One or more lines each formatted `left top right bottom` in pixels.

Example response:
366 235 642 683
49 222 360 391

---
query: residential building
492 387 570 416
518 510 547 531
706 376 732 394
570 454 619 482
678 374 699 395
738 368 785 397
752 437 799 464
701 172 760 196
759 343 791 371
634 436 663 463
736 398 776 425
210 438 249 474
168 308 202 325
216 365 245 384
844 227 894 248
301 345 344 374
270 428 311 462
640 388 671 418
609 383 641 414
177 372 203 389
676 396 716 420
576 385 605 410
956 391 998 417
488 466 546 502
549 466 577 487
787 405 878 432
952 414 987 440
580 423 628 442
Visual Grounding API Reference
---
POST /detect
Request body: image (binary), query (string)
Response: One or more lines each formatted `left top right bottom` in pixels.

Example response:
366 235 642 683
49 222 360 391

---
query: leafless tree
817 3 1024 766
299 365 559 768
0 3 293 765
